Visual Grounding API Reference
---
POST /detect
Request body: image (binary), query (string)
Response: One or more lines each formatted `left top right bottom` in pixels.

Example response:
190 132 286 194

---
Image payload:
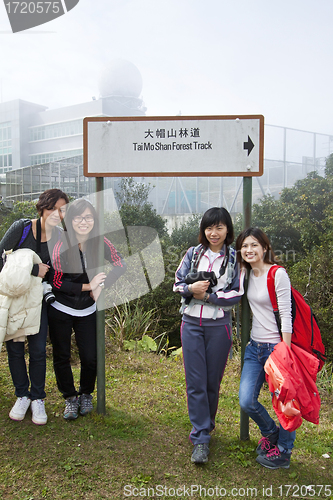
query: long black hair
235 227 279 271
62 198 100 274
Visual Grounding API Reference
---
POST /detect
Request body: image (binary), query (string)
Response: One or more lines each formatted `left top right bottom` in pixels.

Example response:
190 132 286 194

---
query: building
1 60 333 218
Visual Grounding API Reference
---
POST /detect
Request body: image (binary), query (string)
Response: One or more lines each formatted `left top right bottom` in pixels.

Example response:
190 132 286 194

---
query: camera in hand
42 282 55 304
185 271 217 293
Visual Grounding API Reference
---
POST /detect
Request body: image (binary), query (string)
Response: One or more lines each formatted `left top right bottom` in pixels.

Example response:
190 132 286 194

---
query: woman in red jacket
235 227 296 470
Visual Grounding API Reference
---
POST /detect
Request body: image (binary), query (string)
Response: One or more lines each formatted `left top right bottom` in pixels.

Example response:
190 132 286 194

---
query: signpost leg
96 177 106 415
240 177 252 440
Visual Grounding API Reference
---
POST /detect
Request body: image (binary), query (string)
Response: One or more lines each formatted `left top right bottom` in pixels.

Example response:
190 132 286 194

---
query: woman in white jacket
173 207 244 464
0 189 69 425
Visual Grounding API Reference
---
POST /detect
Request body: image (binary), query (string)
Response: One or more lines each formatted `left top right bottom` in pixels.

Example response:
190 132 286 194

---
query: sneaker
256 446 291 469
31 399 48 425
9 396 31 421
191 443 210 464
256 428 279 456
79 394 93 416
63 396 79 420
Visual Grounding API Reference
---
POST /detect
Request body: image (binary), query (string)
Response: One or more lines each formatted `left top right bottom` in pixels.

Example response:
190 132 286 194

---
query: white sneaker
9 396 31 421
31 399 48 425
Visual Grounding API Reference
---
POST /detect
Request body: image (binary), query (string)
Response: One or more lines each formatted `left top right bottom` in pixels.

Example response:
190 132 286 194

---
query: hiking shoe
9 396 31 421
191 443 210 464
256 447 291 469
31 399 48 425
79 394 93 416
256 428 279 456
63 396 79 420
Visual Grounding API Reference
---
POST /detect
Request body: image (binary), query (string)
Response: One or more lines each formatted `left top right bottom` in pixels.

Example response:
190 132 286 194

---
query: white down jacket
0 248 43 350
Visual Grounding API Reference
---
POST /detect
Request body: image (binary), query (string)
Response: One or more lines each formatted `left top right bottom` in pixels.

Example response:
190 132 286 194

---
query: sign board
83 115 264 177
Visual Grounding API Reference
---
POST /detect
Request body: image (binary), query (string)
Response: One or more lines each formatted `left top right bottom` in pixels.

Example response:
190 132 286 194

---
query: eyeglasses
73 215 94 223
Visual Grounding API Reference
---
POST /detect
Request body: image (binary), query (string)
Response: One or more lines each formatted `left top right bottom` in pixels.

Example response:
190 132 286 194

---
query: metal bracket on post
240 176 252 441
96 177 106 415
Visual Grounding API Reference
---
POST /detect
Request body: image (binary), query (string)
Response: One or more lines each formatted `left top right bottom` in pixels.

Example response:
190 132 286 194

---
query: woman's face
240 236 266 266
72 207 95 238
43 198 67 227
204 223 228 252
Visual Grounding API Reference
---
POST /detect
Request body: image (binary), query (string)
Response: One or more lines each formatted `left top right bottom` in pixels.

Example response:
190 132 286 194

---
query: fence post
96 177 106 414
240 176 252 440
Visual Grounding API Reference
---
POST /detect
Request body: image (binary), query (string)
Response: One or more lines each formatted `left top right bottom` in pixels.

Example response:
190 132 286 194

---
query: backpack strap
15 219 32 249
192 244 232 279
191 244 205 272
180 245 237 318
222 246 236 291
267 265 284 335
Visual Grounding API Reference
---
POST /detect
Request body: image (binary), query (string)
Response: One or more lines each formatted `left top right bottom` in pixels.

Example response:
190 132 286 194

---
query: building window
29 119 83 142
30 149 83 165
0 122 12 169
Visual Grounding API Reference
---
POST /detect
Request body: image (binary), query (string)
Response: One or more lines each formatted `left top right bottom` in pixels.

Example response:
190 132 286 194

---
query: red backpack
267 265 326 371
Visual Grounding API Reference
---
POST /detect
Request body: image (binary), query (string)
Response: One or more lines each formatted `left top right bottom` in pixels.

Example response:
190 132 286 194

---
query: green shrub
105 301 159 350
289 247 333 362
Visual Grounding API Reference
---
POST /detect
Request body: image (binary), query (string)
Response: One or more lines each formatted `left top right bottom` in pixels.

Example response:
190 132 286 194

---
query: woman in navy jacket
173 207 244 464
48 198 126 420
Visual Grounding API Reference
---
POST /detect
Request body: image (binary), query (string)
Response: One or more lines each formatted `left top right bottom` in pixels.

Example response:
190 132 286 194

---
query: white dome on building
99 59 143 98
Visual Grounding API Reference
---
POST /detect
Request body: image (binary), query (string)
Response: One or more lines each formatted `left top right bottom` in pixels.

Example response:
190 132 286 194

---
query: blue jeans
6 302 48 401
239 339 296 452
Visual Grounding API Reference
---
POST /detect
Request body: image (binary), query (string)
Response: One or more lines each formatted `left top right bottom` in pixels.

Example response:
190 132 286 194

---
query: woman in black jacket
0 188 69 425
48 198 126 420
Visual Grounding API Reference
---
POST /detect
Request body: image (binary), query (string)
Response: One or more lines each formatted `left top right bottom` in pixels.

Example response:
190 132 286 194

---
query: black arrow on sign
243 136 254 156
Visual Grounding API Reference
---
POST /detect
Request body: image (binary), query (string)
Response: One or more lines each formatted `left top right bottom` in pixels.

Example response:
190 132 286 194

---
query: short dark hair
36 189 69 216
198 207 234 247
235 227 279 270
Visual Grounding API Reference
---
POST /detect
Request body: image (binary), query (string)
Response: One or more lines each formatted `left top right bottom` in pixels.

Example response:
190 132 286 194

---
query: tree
246 162 333 260
0 200 38 240
115 178 152 208
324 152 333 177
251 195 303 258
289 246 333 361
119 203 168 239
170 213 201 251
113 178 168 239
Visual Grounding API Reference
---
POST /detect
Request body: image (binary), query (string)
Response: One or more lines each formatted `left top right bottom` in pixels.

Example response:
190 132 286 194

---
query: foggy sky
0 0 332 136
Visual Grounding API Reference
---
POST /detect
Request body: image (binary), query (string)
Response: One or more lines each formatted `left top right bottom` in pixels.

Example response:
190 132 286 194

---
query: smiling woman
48 198 126 421
235 227 295 470
173 207 245 465
0 188 69 426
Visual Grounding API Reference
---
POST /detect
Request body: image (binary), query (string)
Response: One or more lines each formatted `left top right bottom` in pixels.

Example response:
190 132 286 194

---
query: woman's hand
38 263 50 278
89 272 106 291
282 332 292 348
90 286 102 302
190 280 210 300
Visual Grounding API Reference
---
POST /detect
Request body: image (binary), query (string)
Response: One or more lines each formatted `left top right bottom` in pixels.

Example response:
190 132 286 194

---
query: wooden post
240 176 252 440
95 177 106 414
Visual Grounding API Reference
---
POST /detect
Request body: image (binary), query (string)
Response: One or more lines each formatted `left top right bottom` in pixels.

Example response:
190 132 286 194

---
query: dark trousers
6 301 48 401
181 319 232 445
48 306 97 399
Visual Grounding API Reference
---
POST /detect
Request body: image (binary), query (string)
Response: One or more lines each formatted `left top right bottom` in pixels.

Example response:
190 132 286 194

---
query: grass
0 342 332 500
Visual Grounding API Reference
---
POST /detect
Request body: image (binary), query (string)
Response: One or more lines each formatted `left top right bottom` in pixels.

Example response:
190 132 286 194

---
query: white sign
83 115 264 177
